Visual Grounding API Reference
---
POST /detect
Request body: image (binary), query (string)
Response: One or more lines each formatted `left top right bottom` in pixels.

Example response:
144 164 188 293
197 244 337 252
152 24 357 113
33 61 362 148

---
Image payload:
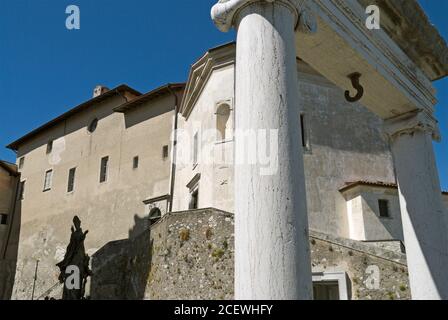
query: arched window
216 103 231 142
149 207 162 226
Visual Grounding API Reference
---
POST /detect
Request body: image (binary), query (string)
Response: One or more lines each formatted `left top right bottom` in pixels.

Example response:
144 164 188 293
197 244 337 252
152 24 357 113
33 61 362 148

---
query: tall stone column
385 110 448 300
212 0 314 299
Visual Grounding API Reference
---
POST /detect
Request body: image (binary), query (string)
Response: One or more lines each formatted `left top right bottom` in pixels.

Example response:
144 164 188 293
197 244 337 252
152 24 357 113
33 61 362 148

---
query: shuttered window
163 145 169 160
67 168 76 193
43 170 53 191
18 181 25 200
100 156 109 183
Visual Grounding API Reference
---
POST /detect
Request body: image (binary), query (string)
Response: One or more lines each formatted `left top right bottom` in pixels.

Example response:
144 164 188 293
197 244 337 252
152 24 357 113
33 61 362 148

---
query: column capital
384 110 441 142
211 0 317 34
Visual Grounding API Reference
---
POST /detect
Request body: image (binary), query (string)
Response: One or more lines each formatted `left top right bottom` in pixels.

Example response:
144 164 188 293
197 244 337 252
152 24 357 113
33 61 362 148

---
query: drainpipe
167 84 180 213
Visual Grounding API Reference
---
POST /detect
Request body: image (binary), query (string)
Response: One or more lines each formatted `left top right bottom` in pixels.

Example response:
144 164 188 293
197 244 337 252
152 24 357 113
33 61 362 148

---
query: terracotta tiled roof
339 181 398 193
340 180 448 196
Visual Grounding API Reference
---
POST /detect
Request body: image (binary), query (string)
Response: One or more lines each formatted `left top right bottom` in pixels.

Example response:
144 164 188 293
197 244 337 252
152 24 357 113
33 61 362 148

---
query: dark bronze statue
56 216 92 300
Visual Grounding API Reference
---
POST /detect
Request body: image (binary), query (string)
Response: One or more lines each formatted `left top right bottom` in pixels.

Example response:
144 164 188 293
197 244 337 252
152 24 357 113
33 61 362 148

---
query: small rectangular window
133 156 139 169
18 157 24 170
162 145 169 160
100 156 109 183
0 214 7 225
18 181 25 200
189 188 199 210
300 113 310 151
67 167 76 193
43 169 53 191
193 132 198 165
378 199 390 218
46 140 53 154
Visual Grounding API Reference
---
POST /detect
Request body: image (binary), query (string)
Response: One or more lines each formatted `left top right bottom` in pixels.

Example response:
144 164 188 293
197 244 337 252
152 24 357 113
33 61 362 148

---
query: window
312 272 349 300
313 281 340 300
187 173 201 210
67 168 76 193
300 113 310 151
0 214 7 225
18 157 24 170
378 199 390 218
162 145 169 160
18 181 25 200
133 156 139 169
149 207 162 226
87 118 98 133
193 132 199 166
46 140 53 154
216 103 231 142
43 170 53 191
189 189 199 210
100 156 109 183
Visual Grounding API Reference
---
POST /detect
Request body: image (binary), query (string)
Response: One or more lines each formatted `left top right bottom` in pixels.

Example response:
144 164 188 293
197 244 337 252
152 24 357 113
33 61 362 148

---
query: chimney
93 85 110 98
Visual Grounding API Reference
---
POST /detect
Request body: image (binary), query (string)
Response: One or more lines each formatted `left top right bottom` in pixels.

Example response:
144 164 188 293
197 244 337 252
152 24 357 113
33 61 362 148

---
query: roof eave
0 161 19 177
113 83 185 113
6 85 141 151
340 181 448 197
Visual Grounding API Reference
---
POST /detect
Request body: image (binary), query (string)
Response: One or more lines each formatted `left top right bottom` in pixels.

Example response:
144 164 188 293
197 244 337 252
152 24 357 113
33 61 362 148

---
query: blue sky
0 0 446 189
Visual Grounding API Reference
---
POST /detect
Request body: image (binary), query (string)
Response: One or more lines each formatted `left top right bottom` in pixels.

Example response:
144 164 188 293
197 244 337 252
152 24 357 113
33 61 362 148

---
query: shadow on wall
90 214 153 300
299 77 390 155
361 194 404 242
0 193 22 300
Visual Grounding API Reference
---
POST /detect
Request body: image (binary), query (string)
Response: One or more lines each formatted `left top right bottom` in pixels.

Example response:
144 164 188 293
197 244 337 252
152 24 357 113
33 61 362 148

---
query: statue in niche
56 216 92 300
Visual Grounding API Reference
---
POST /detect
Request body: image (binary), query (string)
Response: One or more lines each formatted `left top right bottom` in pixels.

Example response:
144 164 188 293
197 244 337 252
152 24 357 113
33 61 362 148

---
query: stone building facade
0 161 20 299
0 0 447 300
0 161 18 253
3 84 184 299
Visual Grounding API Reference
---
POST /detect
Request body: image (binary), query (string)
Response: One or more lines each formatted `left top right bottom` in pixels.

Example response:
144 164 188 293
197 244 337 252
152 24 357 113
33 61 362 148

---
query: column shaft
233 1 312 300
387 114 448 300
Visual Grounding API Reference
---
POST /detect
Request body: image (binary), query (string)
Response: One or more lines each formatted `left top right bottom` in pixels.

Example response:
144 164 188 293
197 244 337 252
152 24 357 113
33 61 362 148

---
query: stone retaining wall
89 208 410 300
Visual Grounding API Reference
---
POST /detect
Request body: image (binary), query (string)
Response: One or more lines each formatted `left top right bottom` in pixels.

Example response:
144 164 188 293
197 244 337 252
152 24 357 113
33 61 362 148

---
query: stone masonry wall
90 208 234 300
88 208 410 300
310 231 410 300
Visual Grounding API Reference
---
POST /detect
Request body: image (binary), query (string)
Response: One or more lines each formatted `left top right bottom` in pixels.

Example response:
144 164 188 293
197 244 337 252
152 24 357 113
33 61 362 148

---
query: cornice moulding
299 0 437 118
180 44 236 119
